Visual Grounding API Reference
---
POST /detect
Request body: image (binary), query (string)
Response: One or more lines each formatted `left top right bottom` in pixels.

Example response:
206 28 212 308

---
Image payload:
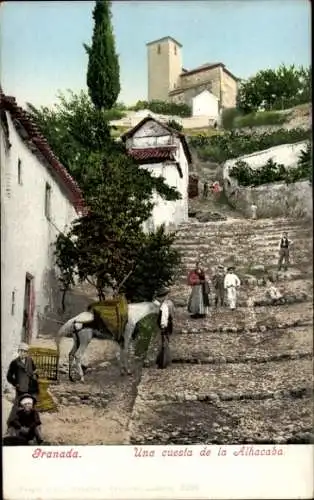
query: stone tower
147 36 182 102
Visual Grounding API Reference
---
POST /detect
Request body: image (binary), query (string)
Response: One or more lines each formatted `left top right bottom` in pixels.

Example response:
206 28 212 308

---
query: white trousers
226 286 237 309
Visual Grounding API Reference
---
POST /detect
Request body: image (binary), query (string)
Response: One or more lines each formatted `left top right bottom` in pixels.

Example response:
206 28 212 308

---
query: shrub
233 110 287 128
221 108 242 130
190 128 311 163
229 146 312 186
167 119 183 132
285 143 312 184
130 99 192 117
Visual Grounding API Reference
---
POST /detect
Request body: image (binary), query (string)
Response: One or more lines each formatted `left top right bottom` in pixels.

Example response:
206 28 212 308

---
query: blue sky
1 0 311 108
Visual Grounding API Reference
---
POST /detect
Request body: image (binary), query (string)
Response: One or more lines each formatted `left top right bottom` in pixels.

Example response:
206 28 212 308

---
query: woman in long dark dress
187 262 210 318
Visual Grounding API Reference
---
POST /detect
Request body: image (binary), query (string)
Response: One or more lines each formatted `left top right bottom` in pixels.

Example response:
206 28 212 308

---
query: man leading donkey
155 288 175 369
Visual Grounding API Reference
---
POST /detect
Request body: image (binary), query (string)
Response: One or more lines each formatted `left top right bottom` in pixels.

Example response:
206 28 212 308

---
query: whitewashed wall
127 121 189 231
141 142 189 232
192 90 219 119
1 113 78 388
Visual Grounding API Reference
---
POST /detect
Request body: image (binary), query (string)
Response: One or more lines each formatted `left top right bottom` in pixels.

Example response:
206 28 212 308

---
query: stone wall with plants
225 180 312 219
223 142 312 219
228 143 311 186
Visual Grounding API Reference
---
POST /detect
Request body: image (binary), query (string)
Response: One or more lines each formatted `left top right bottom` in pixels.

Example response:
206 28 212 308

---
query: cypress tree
85 0 120 110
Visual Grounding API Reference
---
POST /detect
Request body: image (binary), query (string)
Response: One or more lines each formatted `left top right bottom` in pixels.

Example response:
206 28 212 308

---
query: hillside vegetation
188 126 311 164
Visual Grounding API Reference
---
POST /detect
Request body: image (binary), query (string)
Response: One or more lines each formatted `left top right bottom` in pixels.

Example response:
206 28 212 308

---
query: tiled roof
180 62 238 81
121 117 192 164
128 146 177 162
0 91 85 213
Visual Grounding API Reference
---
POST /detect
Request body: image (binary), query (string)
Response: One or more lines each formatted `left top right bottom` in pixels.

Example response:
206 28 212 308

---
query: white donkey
55 301 160 382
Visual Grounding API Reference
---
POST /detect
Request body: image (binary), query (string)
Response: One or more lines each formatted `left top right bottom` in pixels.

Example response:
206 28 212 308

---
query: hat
18 342 29 352
227 266 235 272
218 264 224 270
18 393 37 406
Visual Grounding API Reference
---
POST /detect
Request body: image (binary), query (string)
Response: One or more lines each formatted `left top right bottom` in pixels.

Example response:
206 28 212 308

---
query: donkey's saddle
89 294 128 343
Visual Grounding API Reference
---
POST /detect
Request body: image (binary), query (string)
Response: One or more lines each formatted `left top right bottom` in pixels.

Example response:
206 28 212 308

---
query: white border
3 444 314 499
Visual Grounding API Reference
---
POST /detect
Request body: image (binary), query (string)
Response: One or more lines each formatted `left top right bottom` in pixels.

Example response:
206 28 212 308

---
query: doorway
22 273 35 343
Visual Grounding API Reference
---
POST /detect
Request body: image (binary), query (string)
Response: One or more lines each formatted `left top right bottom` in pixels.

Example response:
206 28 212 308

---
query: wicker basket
89 294 128 342
29 346 59 412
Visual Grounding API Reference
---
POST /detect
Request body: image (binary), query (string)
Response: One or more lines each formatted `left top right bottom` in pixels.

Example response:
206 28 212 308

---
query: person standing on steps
203 181 209 199
187 261 210 318
212 264 225 308
155 289 175 369
224 267 241 310
250 203 257 220
277 232 293 271
6 343 39 402
211 181 222 201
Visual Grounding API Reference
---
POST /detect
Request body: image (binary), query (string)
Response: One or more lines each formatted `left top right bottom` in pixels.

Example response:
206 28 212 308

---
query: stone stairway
128 216 313 445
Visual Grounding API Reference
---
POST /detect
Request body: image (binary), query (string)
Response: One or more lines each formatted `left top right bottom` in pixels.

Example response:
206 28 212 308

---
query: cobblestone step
175 228 312 243
129 397 313 445
178 217 307 230
137 359 313 403
145 327 313 367
129 217 313 446
173 293 310 309
177 244 311 255
175 247 312 259
171 280 313 303
174 302 313 332
175 269 312 285
175 227 311 241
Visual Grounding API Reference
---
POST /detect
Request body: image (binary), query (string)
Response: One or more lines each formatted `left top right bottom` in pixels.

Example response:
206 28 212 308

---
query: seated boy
7 394 43 444
266 279 284 305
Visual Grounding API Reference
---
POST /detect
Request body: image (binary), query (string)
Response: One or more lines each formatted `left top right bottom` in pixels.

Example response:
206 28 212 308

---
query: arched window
174 45 177 55
157 44 161 54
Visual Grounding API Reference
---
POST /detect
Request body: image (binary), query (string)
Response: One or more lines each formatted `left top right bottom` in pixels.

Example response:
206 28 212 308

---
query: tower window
174 45 177 55
157 44 161 54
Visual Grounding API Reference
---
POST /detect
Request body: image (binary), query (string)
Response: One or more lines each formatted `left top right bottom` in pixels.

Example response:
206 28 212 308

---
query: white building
192 89 219 120
1 92 84 387
121 117 191 231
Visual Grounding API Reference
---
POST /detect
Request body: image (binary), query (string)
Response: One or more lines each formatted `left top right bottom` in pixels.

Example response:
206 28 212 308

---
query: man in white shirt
154 289 175 369
155 289 175 343
278 232 293 271
224 267 241 310
251 203 257 220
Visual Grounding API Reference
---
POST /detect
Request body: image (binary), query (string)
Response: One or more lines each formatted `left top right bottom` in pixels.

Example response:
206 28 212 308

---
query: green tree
27 91 112 186
55 151 181 300
84 0 120 110
237 65 311 113
122 225 181 301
